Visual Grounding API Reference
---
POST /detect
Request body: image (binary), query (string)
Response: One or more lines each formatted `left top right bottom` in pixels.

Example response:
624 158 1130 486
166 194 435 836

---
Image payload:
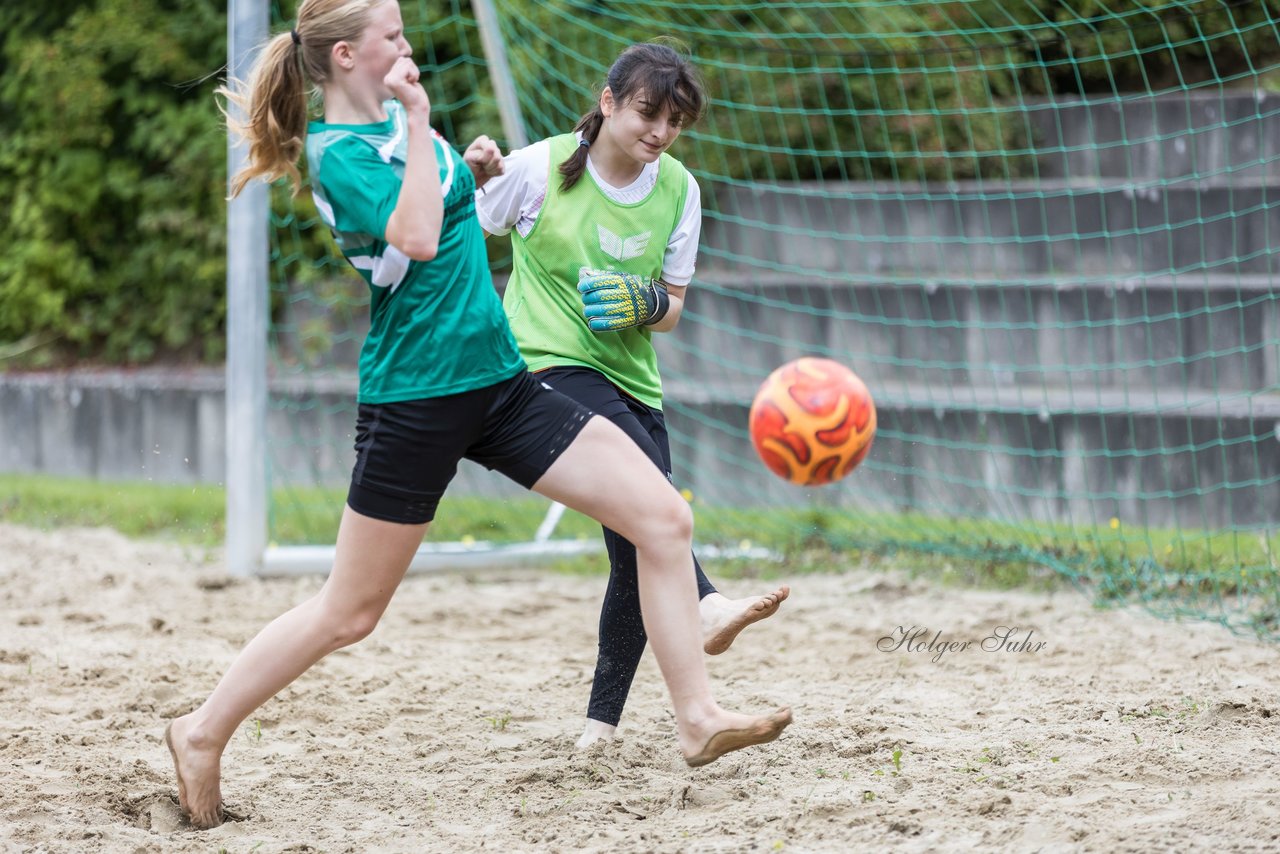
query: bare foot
165 717 224 829
701 585 790 655
683 707 793 768
575 719 618 750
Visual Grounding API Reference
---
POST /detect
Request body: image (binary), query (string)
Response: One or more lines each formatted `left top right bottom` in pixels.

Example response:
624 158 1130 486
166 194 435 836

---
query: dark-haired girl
476 42 790 749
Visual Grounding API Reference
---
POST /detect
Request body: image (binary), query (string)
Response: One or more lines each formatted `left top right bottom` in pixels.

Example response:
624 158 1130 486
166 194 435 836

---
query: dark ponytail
558 108 605 192
558 40 707 191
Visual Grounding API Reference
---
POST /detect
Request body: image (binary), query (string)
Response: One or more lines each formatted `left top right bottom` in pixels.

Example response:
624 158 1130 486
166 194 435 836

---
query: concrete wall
0 370 519 497
1 371 226 484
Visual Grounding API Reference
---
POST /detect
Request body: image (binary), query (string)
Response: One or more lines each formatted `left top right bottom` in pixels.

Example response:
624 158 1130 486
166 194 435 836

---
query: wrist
642 278 671 326
405 107 433 127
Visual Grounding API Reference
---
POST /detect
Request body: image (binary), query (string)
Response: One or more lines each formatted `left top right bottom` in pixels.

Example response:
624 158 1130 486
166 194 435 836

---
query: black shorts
535 366 674 480
347 370 593 524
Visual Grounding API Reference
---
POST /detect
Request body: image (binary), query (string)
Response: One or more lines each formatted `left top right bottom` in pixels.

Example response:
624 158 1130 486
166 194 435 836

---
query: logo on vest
597 225 652 261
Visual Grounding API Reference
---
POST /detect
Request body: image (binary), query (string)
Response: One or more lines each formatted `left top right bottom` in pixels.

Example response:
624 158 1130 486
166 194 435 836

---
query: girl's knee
645 492 693 544
318 599 384 649
672 498 694 541
334 611 381 647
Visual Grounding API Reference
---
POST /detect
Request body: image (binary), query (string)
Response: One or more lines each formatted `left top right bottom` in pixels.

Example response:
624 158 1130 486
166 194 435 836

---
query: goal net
247 0 1280 637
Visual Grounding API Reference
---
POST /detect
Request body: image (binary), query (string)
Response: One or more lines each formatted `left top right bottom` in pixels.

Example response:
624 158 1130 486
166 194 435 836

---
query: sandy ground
1 522 1279 853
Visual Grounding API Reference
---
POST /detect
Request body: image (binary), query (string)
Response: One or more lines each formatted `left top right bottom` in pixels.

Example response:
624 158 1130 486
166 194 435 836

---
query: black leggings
536 366 717 727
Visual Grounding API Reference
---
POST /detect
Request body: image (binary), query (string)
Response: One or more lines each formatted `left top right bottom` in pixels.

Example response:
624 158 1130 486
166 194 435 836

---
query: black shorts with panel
346 369 592 524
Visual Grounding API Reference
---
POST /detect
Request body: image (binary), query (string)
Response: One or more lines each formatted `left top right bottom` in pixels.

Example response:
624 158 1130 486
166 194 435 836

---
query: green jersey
306 101 524 404
503 134 689 409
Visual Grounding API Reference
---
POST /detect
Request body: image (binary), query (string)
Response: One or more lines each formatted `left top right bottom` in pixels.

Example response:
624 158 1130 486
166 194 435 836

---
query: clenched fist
464 135 505 188
383 56 430 116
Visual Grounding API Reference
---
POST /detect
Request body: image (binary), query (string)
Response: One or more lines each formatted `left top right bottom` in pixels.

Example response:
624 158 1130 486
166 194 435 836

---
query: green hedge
0 1 228 364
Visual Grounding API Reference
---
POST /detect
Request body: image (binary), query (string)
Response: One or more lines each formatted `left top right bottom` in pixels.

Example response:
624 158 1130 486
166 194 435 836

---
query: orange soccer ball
748 357 876 486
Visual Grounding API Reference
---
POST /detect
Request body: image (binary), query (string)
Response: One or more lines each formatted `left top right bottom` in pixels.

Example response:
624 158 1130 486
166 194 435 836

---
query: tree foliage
0 0 228 363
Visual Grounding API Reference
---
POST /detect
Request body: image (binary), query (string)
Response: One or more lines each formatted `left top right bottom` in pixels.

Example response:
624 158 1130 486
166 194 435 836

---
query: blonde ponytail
216 0 390 197
218 33 309 197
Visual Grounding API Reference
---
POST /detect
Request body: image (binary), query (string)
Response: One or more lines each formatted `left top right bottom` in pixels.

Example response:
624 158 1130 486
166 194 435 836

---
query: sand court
1 522 1277 852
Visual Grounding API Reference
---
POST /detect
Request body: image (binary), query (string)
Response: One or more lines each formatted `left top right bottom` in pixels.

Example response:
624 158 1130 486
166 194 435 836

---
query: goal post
224 0 268 577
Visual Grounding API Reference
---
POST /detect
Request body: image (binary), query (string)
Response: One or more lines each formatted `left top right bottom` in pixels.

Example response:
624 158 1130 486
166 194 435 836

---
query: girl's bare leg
166 507 428 828
533 416 791 762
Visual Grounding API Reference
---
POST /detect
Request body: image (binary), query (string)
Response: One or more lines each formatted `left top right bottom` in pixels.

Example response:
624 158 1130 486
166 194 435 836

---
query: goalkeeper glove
577 270 671 332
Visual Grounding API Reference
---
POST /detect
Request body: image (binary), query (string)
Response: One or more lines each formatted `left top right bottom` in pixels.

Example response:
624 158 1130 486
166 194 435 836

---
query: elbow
386 217 440 261
391 234 438 261
403 240 438 262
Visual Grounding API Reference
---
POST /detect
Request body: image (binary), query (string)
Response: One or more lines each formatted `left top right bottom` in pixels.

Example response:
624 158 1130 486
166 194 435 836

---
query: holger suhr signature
877 626 1047 663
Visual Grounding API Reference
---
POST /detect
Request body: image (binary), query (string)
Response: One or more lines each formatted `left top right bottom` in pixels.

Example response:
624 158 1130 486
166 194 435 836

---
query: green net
262 0 1280 638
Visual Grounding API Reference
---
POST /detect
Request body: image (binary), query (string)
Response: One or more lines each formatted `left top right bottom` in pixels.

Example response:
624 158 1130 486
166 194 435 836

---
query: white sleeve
661 172 702 286
474 139 550 236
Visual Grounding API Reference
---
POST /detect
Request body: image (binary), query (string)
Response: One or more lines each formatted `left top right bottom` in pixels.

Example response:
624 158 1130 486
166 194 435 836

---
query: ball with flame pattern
748 358 876 486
